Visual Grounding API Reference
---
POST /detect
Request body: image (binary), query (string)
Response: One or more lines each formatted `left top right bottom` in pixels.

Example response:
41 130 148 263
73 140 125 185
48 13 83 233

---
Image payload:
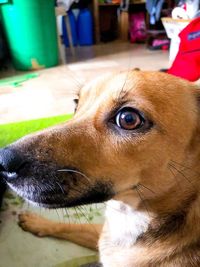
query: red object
162 45 169 50
168 17 200 81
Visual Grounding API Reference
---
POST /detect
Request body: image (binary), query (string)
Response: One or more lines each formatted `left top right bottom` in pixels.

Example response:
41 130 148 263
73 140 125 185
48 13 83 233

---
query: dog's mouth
1 162 114 209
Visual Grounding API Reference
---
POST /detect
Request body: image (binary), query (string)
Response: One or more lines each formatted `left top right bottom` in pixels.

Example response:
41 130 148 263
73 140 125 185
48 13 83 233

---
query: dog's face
0 71 199 209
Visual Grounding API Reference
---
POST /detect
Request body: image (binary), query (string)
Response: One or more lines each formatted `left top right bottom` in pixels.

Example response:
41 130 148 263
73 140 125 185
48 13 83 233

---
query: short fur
2 70 200 266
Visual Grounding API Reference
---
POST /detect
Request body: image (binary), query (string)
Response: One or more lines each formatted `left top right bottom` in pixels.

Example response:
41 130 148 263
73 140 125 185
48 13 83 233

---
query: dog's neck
104 169 200 249
101 158 200 266
101 191 200 267
105 200 151 247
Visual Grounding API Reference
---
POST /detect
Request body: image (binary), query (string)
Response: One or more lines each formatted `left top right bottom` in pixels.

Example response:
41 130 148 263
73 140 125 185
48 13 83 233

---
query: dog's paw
18 212 53 237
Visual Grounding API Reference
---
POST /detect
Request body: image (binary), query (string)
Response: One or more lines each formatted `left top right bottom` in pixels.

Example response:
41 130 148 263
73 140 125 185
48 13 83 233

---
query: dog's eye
115 108 143 130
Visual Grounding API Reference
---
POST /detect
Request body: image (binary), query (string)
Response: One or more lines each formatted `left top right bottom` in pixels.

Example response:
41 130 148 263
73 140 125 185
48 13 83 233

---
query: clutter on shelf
162 0 200 62
146 0 165 25
57 0 93 46
172 0 199 19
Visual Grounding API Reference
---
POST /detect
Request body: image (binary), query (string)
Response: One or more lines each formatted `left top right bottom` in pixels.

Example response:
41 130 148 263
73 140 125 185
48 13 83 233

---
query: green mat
0 114 73 148
0 73 39 87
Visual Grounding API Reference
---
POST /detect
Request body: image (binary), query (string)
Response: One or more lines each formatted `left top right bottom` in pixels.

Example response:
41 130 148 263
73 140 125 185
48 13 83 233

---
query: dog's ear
192 87 200 129
73 98 79 113
192 87 200 103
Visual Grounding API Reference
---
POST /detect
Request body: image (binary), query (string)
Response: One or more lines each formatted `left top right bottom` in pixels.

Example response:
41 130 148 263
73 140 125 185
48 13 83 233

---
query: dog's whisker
138 183 156 195
64 207 71 224
67 71 85 89
55 208 61 222
116 44 134 102
116 71 130 103
35 183 43 210
77 205 93 225
77 205 101 235
57 169 111 201
168 166 182 188
170 160 200 175
55 181 65 195
74 206 83 221
135 187 151 217
68 180 88 194
73 206 82 224
168 163 193 185
57 169 91 181
60 208 66 223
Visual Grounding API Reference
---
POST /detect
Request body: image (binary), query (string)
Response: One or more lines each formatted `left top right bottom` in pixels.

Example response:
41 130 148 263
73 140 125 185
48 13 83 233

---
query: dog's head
0 71 200 210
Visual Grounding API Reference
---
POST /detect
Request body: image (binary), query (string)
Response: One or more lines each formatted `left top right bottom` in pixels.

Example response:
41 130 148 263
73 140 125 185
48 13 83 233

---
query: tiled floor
0 42 169 267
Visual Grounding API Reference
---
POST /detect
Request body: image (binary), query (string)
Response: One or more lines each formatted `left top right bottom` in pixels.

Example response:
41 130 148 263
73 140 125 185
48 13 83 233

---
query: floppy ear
196 88 200 102
192 86 200 105
191 86 200 135
73 98 79 113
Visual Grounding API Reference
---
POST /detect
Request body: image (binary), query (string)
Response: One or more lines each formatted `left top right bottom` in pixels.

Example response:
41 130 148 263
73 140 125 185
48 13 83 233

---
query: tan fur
13 70 200 266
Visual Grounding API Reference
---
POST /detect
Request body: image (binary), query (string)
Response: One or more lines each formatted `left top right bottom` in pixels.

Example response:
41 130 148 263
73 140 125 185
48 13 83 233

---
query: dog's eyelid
116 102 155 125
111 103 145 119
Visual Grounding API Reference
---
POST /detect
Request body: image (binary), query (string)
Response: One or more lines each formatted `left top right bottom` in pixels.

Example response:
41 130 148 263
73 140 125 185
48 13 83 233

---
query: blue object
146 0 165 25
62 10 78 47
77 8 93 46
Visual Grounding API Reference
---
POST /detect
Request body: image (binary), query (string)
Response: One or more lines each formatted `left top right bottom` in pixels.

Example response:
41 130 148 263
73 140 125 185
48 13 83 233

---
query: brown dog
1 70 200 267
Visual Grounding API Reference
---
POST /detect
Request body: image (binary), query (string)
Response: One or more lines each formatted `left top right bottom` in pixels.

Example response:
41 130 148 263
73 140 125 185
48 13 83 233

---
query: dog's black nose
0 148 24 179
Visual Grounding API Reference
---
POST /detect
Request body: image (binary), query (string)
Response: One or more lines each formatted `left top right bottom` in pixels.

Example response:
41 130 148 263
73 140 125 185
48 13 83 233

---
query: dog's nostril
0 147 25 174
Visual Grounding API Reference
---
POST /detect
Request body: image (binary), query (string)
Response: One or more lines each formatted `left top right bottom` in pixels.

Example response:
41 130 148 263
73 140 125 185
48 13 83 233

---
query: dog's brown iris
116 109 142 130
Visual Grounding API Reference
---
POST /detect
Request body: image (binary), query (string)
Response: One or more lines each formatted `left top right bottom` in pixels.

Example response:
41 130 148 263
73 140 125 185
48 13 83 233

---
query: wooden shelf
93 0 146 43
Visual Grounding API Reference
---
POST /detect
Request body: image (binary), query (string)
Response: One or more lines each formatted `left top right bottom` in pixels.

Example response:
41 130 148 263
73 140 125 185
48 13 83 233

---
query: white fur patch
105 200 151 247
7 182 40 207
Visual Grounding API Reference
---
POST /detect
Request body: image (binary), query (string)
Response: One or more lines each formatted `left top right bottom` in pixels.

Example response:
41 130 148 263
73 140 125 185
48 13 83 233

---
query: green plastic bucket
0 0 59 70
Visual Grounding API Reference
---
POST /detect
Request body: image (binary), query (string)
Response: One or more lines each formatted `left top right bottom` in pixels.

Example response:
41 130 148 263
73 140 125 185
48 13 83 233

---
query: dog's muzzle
0 147 114 208
0 147 67 208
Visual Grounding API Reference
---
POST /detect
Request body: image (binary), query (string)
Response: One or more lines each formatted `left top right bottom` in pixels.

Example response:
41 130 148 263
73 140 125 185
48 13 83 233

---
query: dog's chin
21 197 67 209
7 178 114 209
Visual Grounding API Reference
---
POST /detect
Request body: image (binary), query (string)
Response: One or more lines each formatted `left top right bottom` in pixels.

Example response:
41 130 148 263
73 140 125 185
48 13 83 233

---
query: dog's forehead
81 70 195 108
81 71 139 98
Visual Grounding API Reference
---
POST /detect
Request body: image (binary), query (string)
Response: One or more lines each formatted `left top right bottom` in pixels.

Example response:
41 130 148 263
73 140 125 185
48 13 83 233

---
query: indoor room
0 0 200 266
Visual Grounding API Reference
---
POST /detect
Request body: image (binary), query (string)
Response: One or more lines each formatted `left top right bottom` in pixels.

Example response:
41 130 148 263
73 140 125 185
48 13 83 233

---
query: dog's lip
31 202 67 209
23 196 68 209
0 171 18 181
8 181 68 208
8 175 114 209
